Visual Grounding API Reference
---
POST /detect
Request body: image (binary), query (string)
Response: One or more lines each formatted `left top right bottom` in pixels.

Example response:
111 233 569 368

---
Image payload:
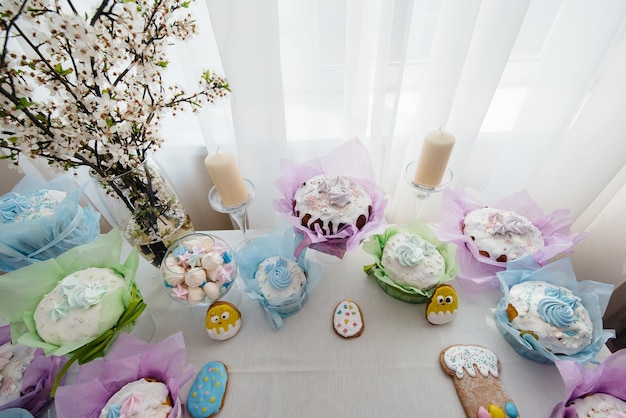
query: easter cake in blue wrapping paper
0 175 99 272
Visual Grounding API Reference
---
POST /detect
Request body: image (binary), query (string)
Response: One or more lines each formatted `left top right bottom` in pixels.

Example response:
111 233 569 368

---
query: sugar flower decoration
236 224 322 331
54 332 193 418
437 188 587 293
494 256 614 365
273 137 387 259
550 349 626 417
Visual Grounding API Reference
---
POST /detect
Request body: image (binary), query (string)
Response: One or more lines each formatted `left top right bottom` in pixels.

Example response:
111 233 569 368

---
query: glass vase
93 156 194 267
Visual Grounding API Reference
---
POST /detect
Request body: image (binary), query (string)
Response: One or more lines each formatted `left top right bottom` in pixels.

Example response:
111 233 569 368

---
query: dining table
27 228 610 418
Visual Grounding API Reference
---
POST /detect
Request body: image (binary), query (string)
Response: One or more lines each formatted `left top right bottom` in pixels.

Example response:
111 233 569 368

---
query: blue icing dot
337 310 342 314
504 402 518 418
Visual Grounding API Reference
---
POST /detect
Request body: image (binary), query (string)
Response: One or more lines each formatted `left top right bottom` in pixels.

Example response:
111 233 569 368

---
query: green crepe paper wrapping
363 219 459 304
0 228 144 395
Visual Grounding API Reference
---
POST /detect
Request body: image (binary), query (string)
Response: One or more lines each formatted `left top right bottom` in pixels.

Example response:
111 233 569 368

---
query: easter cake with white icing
292 174 372 236
462 207 544 263
0 342 37 407
380 232 446 291
255 256 307 302
505 280 593 356
567 392 626 417
33 267 128 346
98 378 173 418
0 190 68 224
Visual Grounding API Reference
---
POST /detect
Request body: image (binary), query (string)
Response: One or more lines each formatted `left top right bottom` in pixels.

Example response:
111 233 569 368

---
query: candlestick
413 129 455 187
204 148 249 207
209 178 256 244
404 160 453 218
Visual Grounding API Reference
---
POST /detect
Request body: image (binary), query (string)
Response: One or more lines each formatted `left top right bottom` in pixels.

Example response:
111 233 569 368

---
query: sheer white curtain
4 1 626 297
200 0 626 296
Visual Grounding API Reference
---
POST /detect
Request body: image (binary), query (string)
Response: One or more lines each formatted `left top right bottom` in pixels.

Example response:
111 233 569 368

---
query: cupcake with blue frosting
236 225 321 331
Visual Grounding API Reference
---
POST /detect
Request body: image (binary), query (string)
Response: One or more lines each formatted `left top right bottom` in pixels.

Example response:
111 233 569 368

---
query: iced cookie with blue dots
187 361 228 418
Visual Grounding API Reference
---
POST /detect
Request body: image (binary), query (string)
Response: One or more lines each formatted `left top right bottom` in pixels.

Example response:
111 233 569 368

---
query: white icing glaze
255 256 306 301
333 300 364 338
442 345 499 379
507 281 593 355
463 207 544 261
381 232 445 290
426 310 456 325
99 378 172 418
0 342 37 405
568 393 626 418
34 267 127 346
3 189 68 223
293 174 372 235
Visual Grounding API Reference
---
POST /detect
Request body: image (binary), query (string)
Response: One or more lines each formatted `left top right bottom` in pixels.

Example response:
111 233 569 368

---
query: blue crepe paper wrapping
236 224 322 331
0 175 100 272
494 255 614 365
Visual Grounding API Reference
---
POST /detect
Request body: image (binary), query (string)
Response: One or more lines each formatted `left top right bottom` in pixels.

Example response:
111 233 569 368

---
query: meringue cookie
187 287 206 304
203 282 221 300
163 264 186 287
202 253 223 272
185 267 207 288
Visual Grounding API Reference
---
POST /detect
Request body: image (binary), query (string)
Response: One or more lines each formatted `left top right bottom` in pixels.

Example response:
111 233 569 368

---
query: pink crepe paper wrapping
0 325 66 416
437 188 587 293
273 137 388 259
550 349 626 417
54 332 193 418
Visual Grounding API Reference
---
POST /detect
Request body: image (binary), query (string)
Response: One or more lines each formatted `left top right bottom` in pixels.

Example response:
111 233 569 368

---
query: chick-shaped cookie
425 284 458 325
206 301 242 340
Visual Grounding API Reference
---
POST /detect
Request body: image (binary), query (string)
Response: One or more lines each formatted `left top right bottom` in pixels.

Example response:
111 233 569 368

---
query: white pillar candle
413 129 456 187
204 148 249 206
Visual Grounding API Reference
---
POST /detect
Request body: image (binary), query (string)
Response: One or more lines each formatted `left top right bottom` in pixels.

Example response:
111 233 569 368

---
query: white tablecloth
136 230 576 417
34 229 598 417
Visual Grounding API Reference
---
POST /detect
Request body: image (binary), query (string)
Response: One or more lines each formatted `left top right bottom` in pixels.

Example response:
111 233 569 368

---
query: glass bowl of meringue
160 233 238 307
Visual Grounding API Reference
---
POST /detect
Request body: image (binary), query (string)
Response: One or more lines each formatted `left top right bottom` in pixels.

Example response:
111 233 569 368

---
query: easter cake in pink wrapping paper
293 174 372 236
462 207 544 263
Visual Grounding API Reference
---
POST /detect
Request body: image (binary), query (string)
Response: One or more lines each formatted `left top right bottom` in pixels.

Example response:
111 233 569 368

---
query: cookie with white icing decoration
333 300 364 338
440 344 519 418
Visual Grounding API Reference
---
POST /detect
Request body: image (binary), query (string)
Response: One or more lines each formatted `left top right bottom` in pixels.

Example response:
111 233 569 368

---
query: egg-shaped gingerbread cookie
187 361 228 418
206 301 242 340
425 284 458 325
333 299 364 338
